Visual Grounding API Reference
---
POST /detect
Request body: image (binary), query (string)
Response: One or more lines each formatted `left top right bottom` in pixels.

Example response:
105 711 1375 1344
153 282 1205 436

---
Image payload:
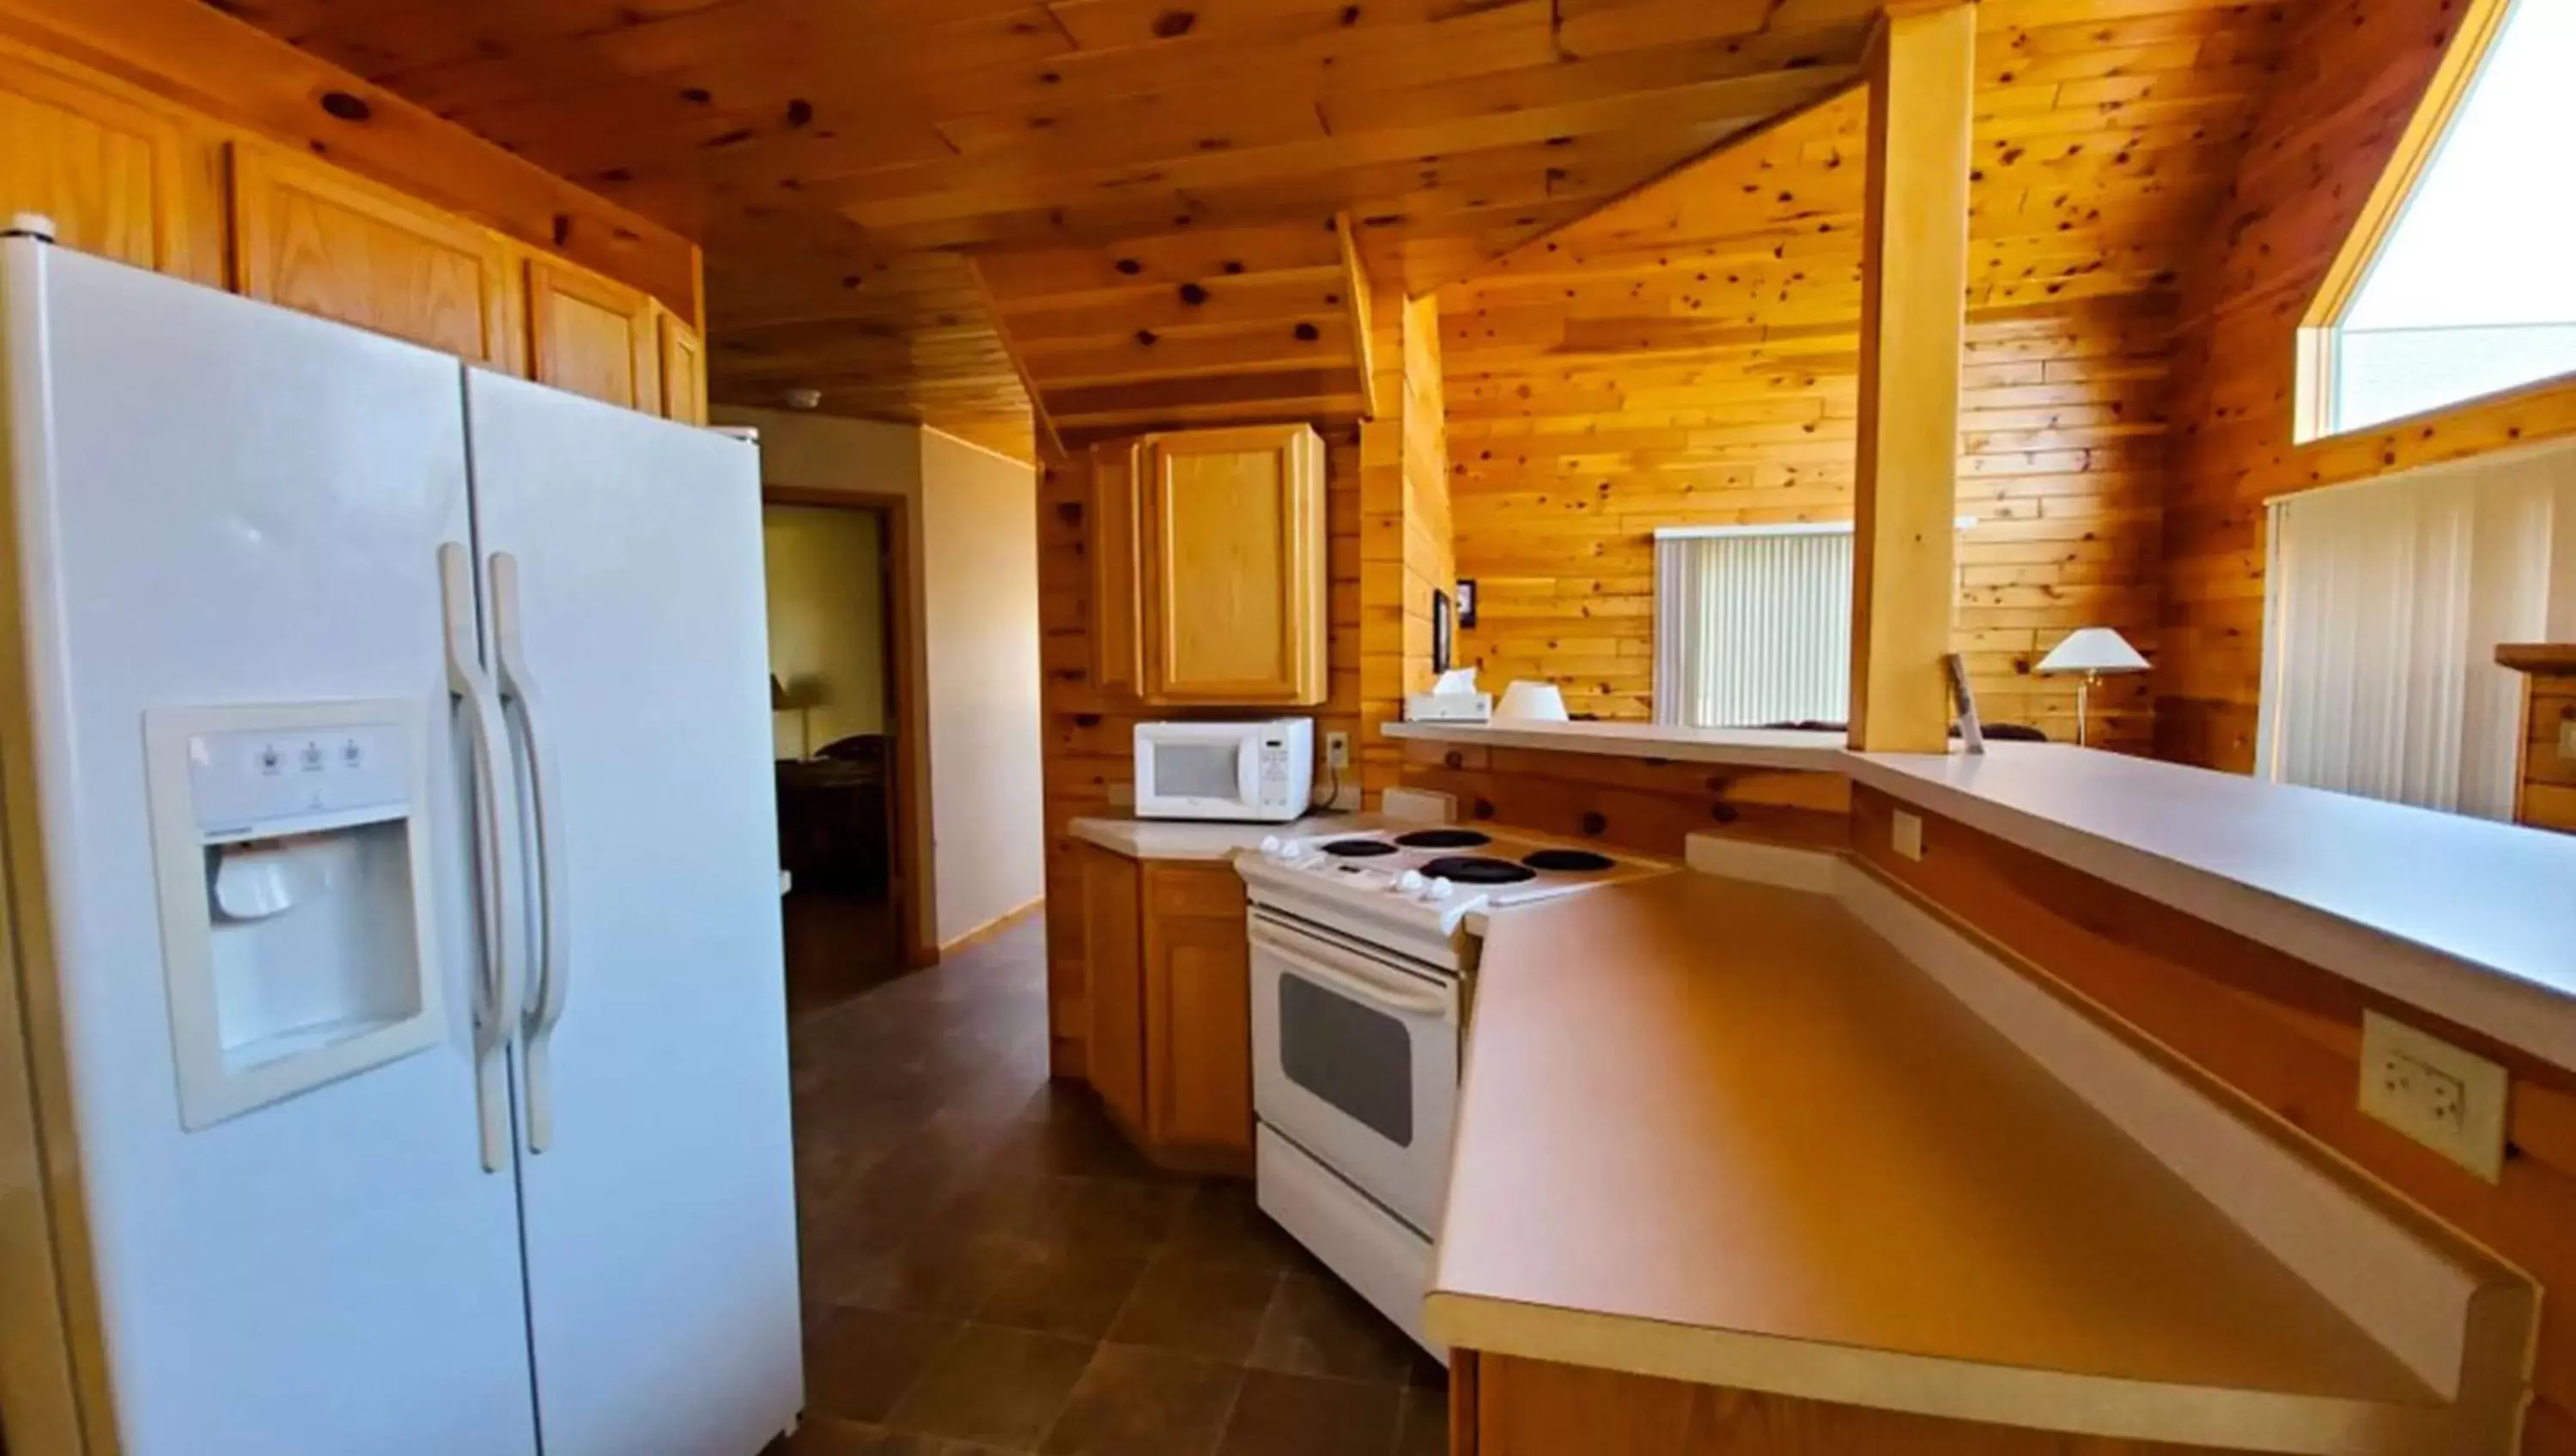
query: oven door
1249 909 1458 1234
1133 722 1263 821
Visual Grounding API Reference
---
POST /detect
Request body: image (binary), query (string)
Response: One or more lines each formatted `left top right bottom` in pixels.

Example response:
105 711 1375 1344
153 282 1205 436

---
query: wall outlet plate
1891 810 1925 863
1325 731 1352 770
2559 713 2576 761
2359 1010 2508 1181
1106 781 1134 809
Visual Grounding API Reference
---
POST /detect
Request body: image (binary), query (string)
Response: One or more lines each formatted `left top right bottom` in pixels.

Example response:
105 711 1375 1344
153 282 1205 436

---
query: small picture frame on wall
1455 578 1478 628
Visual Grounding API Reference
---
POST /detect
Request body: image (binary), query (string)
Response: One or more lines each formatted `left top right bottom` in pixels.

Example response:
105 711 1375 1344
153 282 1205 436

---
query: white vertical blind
2261 440 2573 818
1653 528 1854 728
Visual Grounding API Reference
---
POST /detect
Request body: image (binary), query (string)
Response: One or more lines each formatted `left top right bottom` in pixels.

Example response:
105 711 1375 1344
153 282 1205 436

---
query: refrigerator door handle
441 542 520 1173
489 550 571 1154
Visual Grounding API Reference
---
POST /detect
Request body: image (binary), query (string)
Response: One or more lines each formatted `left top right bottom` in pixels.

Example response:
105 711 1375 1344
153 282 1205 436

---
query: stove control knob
1422 877 1456 903
1394 869 1425 895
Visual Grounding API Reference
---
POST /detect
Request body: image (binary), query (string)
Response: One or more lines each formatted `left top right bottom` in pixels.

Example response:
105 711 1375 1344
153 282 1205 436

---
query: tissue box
1403 690 1492 723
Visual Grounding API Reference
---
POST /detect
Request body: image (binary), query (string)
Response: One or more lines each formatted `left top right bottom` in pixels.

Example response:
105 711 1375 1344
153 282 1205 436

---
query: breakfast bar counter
1430 870 2529 1453
1384 723 2576 1072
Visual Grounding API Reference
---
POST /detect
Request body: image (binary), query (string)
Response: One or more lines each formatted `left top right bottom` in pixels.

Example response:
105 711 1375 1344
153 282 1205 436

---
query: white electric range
1233 822 1672 1356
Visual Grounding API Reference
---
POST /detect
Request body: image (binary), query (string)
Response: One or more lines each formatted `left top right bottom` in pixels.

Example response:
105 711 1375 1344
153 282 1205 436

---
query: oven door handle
1253 924 1450 1018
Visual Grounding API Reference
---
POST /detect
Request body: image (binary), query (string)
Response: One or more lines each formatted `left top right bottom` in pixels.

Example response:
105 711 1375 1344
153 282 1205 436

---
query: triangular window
2300 0 2576 440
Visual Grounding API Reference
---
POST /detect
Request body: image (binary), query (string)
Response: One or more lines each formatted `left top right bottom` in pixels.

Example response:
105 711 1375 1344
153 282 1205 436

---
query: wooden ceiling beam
964 252 1069 465
1334 213 1385 419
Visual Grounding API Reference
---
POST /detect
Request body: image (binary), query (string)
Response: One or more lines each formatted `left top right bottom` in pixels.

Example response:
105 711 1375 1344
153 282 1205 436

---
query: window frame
2293 0 2532 444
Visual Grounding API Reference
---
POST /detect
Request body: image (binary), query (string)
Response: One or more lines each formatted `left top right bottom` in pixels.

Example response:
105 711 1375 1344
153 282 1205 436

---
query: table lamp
2035 628 2148 747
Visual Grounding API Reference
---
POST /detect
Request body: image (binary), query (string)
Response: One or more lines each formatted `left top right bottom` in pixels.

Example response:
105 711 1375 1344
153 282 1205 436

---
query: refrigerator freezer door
0 244 538 1453
464 368 800 1455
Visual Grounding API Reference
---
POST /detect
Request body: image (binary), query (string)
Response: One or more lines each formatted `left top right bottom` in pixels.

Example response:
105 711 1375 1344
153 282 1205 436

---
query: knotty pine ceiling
211 0 1883 458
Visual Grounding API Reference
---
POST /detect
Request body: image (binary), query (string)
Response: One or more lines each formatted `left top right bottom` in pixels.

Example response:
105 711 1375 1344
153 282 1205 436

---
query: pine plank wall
2158 0 2576 770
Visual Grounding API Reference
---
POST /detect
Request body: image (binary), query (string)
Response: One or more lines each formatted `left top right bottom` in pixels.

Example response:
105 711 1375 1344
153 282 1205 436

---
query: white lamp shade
1496 680 1571 722
2036 627 2148 676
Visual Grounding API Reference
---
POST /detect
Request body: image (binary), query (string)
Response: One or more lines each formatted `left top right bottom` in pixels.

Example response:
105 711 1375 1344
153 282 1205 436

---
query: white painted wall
714 407 1045 945
918 428 1047 943
762 504 885 758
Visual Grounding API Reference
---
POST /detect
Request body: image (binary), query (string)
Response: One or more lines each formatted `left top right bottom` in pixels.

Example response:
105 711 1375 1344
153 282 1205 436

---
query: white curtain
1653 528 1853 728
2261 441 2575 817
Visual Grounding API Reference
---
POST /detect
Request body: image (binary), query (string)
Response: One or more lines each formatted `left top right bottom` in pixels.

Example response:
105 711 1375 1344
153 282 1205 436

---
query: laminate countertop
1383 723 2576 1072
1429 871 2498 1453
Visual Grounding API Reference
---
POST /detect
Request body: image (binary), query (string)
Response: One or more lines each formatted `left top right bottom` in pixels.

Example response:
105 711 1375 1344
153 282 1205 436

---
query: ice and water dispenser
145 701 447 1128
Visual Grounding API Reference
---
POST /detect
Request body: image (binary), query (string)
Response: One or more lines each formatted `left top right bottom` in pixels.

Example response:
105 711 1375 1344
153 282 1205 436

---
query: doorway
762 489 936 1019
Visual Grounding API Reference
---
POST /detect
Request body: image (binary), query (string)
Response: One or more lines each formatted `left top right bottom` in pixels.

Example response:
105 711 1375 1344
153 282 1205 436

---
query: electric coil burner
1320 838 1399 858
1521 848 1614 873
1416 855 1537 886
1393 828 1491 850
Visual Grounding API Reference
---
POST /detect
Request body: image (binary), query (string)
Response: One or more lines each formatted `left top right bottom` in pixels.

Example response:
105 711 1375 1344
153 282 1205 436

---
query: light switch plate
2358 1010 2508 1181
1891 810 1925 862
2559 714 2576 761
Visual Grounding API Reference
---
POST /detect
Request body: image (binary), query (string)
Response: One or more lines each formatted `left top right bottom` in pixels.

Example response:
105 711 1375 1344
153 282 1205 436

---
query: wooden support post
1848 2 1974 755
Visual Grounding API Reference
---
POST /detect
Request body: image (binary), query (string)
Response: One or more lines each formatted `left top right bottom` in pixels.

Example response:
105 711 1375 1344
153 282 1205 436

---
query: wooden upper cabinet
1090 437 1145 699
527 254 658 411
228 142 517 368
0 46 212 283
654 302 707 424
1139 422 1327 707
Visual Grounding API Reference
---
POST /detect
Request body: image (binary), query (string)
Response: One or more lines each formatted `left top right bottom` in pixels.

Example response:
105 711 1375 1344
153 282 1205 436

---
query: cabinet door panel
656 304 707 424
1081 848 1147 1136
228 143 515 367
528 255 657 411
0 48 206 281
1144 873 1252 1156
1141 423 1326 706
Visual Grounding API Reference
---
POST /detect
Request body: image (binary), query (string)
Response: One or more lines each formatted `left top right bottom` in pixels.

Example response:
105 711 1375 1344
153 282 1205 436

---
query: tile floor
781 913 1448 1456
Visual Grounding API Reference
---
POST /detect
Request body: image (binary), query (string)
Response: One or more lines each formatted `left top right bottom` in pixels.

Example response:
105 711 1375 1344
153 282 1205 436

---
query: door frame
762 484 939 970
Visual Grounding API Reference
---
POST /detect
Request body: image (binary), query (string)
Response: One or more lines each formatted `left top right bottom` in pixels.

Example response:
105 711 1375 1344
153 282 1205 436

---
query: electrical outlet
1106 780 1134 809
1325 731 1351 770
2359 1011 2508 1180
1891 810 1925 862
2559 713 2576 761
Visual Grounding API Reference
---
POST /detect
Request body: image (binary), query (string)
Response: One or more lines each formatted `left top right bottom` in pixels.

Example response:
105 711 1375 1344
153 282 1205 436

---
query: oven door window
1151 741 1242 801
1277 972 1413 1146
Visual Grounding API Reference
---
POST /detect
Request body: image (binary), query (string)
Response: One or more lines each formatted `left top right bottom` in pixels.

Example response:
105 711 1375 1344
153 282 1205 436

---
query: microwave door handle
1253 925 1449 1017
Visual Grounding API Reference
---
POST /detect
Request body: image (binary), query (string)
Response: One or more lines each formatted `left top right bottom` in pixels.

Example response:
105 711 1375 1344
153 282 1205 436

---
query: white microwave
1133 719 1315 822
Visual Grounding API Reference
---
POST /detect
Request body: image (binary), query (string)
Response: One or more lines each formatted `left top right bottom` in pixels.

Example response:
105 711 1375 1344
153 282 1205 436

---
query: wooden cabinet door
527 254 658 411
1140 422 1327 707
1080 846 1148 1137
656 302 707 424
228 142 517 367
1090 437 1144 699
1142 865 1253 1158
0 45 211 282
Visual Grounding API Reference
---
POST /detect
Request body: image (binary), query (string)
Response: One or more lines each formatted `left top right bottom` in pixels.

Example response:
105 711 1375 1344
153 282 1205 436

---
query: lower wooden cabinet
1078 845 1254 1172
1081 847 1148 1136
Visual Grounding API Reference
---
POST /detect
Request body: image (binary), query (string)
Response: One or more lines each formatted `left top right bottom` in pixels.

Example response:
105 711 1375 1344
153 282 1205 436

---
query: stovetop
1238 822 1672 949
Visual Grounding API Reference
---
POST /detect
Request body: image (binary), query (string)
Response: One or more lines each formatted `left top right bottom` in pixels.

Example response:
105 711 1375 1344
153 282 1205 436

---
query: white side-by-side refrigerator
0 229 801 1454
